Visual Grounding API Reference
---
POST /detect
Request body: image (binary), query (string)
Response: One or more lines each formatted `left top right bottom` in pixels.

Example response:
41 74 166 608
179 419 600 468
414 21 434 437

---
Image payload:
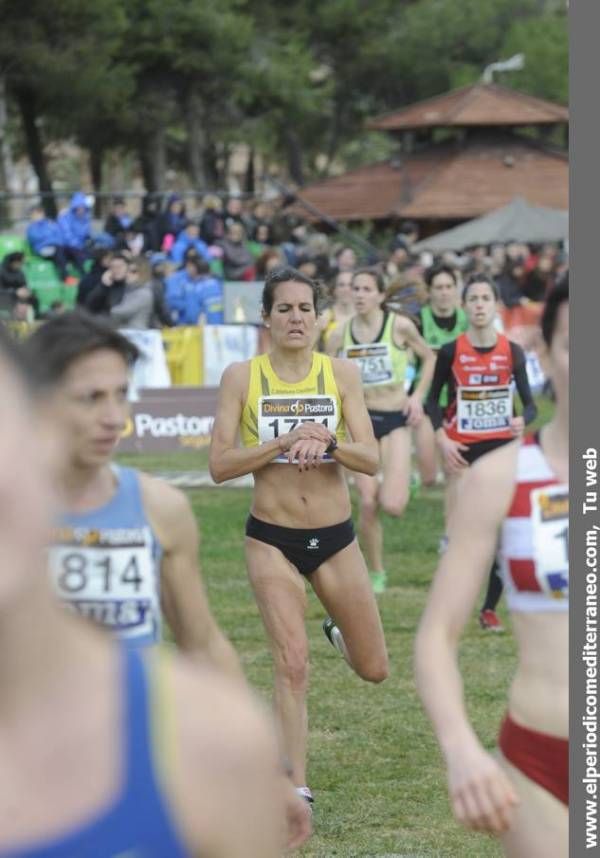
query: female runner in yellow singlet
209 267 389 807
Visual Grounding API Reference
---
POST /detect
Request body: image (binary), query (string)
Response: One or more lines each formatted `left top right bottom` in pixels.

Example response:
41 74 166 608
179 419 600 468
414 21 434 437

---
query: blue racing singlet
2 647 190 858
47 467 163 646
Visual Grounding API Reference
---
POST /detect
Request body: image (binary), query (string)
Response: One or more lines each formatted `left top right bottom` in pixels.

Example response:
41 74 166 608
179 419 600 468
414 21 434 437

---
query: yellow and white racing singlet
240 352 346 463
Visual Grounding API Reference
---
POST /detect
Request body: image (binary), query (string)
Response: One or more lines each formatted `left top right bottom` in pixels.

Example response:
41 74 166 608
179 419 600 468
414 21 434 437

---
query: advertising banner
118 386 219 453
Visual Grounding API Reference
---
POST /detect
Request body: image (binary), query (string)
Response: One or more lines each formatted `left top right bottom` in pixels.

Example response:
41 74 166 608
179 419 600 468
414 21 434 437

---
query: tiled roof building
291 83 568 227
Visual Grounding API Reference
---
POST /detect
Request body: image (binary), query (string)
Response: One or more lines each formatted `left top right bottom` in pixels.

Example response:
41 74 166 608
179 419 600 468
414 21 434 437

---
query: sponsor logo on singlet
257 394 338 464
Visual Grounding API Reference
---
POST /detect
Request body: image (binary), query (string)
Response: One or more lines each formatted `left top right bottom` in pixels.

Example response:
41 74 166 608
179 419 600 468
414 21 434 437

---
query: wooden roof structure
368 82 568 131
289 83 568 224
293 136 568 222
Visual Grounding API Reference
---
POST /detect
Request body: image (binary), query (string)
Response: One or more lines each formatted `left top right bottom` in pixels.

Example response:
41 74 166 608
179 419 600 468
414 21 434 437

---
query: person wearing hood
0 252 39 318
26 204 69 280
57 192 92 273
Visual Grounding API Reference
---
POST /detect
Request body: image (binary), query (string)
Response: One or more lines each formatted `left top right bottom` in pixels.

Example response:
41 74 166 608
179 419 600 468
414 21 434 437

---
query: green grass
116 447 210 472
184 487 511 857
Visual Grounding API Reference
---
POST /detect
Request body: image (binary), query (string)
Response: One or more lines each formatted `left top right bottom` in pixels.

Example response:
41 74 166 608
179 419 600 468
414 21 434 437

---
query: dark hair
23 310 139 392
0 322 35 396
352 267 386 294
462 273 499 302
541 276 569 346
262 267 321 315
110 253 129 265
424 263 457 288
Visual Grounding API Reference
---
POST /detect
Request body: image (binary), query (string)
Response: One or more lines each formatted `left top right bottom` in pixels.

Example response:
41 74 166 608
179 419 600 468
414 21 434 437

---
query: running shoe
296 786 314 805
479 609 505 632
370 570 387 594
323 617 340 651
322 617 350 660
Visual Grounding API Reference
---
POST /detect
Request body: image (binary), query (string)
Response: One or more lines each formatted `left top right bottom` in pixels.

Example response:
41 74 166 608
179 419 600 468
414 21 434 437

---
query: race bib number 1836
457 385 512 433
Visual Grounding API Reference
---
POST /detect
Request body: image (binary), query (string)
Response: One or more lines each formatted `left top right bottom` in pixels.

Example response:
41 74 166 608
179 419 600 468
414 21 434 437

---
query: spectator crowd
0 191 568 339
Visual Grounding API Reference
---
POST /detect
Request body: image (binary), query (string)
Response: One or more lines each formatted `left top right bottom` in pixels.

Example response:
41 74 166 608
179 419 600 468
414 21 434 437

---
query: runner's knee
379 490 408 518
359 495 379 519
354 652 389 684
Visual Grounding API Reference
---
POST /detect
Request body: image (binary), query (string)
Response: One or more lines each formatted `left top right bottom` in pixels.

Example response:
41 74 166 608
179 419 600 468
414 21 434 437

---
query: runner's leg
354 471 384 573
378 426 412 518
413 418 438 487
246 537 310 787
311 540 388 682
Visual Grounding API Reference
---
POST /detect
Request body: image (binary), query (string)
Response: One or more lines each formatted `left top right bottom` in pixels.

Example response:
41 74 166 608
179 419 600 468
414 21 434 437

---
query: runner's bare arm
142 476 245 681
329 358 379 475
414 441 520 833
209 362 335 482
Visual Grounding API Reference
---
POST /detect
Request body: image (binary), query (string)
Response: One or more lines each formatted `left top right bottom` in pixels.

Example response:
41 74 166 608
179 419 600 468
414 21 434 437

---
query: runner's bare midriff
251 463 351 528
507 612 568 738
363 383 409 412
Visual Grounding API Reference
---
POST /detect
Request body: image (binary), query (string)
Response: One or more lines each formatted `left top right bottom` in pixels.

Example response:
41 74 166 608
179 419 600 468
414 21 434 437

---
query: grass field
117 396 554 857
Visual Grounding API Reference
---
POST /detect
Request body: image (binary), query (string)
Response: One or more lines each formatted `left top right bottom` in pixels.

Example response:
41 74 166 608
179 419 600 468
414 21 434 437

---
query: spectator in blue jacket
166 258 224 325
26 205 69 280
170 220 213 265
57 192 92 273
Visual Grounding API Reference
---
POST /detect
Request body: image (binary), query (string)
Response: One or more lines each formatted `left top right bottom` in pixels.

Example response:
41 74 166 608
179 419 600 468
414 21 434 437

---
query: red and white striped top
499 435 569 613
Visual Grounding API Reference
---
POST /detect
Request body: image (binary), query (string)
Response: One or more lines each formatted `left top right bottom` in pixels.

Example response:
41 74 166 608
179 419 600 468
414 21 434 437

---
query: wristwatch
325 435 338 455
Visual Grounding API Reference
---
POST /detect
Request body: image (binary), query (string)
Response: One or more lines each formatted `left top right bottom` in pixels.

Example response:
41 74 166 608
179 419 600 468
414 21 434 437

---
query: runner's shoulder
138 472 195 543
220 360 251 388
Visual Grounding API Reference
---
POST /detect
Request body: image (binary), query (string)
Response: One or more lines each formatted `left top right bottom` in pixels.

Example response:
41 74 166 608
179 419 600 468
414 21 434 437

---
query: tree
500 12 568 105
0 0 129 214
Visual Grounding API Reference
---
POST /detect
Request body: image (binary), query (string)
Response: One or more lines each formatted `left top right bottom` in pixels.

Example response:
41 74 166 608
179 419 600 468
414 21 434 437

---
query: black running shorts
245 515 355 576
368 409 408 441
